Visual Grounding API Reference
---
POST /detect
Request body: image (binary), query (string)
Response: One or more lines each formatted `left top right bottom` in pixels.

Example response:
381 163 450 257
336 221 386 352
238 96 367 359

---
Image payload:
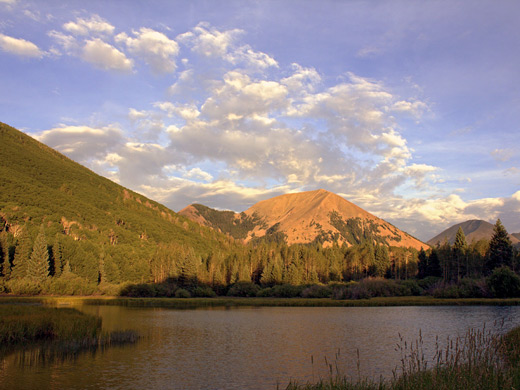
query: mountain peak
180 189 427 250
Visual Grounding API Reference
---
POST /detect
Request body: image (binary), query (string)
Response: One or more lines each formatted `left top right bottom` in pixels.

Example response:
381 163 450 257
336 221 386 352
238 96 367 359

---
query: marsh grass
0 304 139 364
287 324 520 390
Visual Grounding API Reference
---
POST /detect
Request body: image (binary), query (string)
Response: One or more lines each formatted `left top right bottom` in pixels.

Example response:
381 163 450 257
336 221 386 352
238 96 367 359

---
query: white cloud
178 22 242 58
63 15 115 36
0 33 43 58
81 38 133 72
35 125 124 162
116 28 179 74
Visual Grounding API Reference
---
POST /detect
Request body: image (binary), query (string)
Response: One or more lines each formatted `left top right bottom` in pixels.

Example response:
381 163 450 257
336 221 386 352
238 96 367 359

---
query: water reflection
2 305 520 390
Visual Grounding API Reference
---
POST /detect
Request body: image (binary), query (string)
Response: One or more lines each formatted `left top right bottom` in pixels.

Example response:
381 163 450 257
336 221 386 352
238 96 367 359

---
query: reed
286 324 520 390
0 304 139 363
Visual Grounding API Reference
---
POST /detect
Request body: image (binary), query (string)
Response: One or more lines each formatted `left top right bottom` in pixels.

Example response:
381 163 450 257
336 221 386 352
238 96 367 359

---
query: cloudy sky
1 0 519 241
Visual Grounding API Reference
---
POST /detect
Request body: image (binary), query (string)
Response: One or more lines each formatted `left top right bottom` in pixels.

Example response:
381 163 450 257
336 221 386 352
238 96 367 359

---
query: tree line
0 218 518 297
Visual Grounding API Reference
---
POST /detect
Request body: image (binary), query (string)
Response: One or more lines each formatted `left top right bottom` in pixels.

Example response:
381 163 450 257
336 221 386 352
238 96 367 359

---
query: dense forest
1 217 518 298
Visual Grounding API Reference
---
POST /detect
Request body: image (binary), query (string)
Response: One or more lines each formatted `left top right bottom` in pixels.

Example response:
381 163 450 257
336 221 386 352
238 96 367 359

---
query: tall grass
0 304 139 363
0 305 101 345
286 324 520 390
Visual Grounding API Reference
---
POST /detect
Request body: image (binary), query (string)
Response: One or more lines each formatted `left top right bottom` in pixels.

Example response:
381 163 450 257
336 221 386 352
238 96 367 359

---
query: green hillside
0 122 233 292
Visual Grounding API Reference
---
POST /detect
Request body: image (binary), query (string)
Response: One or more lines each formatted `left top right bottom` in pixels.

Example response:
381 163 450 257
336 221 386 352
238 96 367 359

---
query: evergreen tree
417 248 428 279
0 231 13 280
52 234 64 277
453 227 468 280
179 248 198 287
26 226 49 283
427 249 442 277
374 245 390 277
11 226 32 279
487 219 514 272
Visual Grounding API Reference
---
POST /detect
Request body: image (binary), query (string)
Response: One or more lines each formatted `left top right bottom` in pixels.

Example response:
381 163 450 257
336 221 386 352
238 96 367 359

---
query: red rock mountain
179 189 427 250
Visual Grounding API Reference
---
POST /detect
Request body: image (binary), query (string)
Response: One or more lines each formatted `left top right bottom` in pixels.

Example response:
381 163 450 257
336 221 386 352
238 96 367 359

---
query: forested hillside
0 122 237 293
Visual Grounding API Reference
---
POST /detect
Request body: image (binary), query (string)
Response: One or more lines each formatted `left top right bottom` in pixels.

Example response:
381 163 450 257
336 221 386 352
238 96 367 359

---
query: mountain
180 189 427 250
0 122 231 284
427 219 520 247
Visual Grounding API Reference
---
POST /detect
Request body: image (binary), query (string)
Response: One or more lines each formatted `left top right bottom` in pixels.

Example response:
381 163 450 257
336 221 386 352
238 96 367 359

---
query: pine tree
453 227 468 281
52 234 64 277
11 226 32 279
0 231 12 279
487 219 514 272
26 226 49 283
374 245 390 277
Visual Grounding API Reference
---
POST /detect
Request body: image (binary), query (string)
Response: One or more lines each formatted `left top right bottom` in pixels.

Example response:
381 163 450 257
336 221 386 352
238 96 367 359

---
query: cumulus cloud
116 28 179 74
36 22 519 240
36 125 125 162
63 15 115 36
178 22 242 58
0 33 43 58
81 38 133 72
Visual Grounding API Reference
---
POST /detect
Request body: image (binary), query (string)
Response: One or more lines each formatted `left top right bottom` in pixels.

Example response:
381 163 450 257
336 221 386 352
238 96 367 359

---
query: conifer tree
11 226 32 279
487 219 514 272
453 227 468 280
374 245 390 277
26 226 49 283
52 234 64 277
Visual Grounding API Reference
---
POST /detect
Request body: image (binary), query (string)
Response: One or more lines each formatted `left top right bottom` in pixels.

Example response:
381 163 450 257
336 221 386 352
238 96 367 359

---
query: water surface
2 304 519 389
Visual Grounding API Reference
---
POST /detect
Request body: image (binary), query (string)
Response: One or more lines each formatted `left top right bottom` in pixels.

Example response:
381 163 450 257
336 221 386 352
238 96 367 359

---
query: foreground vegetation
0 304 138 360
286 325 520 390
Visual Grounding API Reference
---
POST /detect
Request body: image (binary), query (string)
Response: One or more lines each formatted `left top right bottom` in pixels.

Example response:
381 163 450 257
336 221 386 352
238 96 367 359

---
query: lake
2 304 520 389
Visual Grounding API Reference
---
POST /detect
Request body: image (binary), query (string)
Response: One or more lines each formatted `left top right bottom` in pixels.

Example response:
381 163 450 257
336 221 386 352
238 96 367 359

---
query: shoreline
2 295 520 308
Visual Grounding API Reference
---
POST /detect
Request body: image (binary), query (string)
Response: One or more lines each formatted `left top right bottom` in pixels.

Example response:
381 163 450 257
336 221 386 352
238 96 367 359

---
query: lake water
2 304 520 389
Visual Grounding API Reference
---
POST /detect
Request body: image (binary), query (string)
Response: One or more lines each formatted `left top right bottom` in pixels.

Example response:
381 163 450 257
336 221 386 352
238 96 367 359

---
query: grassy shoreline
2 295 520 308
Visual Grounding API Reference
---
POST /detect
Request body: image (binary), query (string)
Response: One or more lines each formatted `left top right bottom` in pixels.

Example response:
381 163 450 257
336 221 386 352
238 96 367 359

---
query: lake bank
3 295 520 308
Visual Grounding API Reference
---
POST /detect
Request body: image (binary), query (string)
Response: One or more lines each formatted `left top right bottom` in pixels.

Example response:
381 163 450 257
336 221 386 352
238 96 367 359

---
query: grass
286 325 520 390
0 304 139 363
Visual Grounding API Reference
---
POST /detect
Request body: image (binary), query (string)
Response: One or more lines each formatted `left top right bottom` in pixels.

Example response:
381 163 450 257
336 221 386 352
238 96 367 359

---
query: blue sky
1 0 519 241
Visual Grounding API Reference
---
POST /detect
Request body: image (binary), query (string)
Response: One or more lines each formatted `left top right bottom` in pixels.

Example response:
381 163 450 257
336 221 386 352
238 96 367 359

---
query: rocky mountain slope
180 189 427 250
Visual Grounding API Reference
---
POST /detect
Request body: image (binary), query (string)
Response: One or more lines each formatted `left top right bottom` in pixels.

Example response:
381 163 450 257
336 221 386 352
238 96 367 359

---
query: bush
269 284 305 298
174 288 191 298
192 285 217 297
6 278 42 295
46 275 96 295
119 283 157 297
227 281 260 297
399 279 423 296
301 284 332 298
487 266 520 298
256 287 273 297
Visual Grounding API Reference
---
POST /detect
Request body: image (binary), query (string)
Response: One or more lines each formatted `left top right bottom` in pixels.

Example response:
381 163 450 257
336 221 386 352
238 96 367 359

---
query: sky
1 0 519 241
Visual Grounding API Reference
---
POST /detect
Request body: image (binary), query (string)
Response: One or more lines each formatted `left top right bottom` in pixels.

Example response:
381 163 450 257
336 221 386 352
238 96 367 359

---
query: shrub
399 279 423 296
256 287 273 297
6 278 42 295
174 288 191 298
270 284 305 298
301 284 332 298
487 266 520 298
192 285 217 297
227 281 260 297
46 275 96 295
119 283 157 297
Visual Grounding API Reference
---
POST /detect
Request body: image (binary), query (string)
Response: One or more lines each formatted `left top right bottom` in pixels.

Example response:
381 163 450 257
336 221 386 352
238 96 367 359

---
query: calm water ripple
1 305 520 389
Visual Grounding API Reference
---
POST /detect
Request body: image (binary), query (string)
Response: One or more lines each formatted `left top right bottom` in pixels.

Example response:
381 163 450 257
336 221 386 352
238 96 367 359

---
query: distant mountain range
180 189 427 250
427 219 520 247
